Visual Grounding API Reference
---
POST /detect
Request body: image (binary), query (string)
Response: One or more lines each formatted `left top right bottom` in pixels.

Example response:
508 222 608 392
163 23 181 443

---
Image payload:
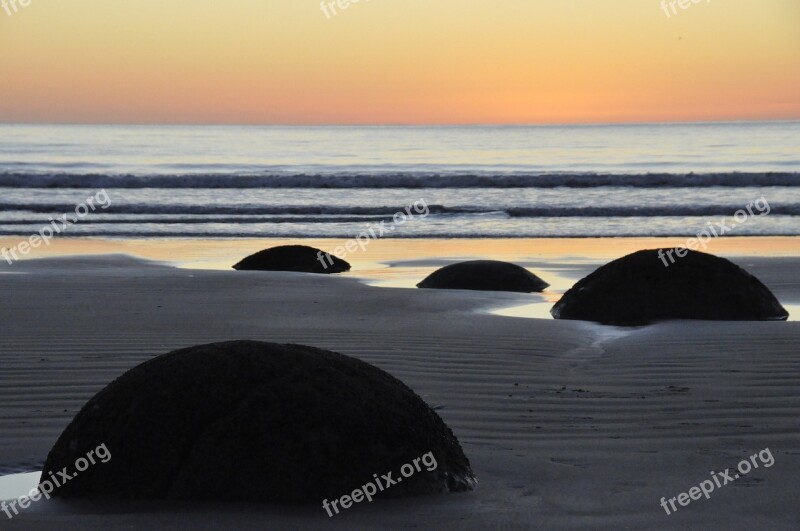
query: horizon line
2 118 799 128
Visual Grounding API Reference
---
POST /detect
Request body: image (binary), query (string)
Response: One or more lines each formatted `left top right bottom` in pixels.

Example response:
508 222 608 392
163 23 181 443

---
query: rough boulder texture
551 249 789 325
417 260 549 293
41 341 476 502
232 245 350 274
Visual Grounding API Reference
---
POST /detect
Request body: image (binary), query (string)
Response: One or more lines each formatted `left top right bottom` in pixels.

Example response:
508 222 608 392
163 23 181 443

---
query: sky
0 0 798 125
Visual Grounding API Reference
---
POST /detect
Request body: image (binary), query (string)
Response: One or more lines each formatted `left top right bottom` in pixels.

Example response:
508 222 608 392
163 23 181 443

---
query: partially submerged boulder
41 341 476 502
417 260 549 293
233 245 350 274
551 249 789 325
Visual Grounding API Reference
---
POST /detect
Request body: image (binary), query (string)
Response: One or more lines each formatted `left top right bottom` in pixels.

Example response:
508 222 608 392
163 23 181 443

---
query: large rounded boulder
41 341 476 501
233 245 350 273
417 260 549 293
551 249 789 325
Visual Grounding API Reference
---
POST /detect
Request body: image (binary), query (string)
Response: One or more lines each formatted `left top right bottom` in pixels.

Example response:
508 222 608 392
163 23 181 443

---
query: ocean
0 122 798 239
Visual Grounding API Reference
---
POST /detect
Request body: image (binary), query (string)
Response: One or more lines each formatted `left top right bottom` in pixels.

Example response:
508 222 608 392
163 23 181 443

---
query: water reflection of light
0 472 41 501
489 301 555 320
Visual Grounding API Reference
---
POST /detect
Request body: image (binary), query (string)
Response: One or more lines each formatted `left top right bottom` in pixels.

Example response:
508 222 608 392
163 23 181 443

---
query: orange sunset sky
0 0 798 125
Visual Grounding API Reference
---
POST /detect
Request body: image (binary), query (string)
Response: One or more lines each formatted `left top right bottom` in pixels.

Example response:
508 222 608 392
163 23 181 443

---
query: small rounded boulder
233 245 350 274
417 260 549 293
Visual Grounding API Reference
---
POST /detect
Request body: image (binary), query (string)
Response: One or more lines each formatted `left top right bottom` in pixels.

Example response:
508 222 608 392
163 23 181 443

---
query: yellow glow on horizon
0 0 798 124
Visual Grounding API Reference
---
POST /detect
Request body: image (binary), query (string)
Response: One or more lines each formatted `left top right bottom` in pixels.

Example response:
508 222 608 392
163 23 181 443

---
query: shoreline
2 235 799 266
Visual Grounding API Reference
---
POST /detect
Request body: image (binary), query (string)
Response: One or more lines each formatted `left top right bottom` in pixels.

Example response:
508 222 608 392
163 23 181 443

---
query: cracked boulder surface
232 245 350 274
551 249 789 326
417 260 549 293
41 340 476 502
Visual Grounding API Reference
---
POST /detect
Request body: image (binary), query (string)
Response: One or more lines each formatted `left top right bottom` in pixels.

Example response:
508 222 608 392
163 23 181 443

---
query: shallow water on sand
0 471 41 502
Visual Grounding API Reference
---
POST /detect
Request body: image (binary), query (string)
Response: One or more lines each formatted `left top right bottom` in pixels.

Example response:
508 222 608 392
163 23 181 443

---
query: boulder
417 260 549 293
551 249 789 325
233 245 350 274
41 341 476 502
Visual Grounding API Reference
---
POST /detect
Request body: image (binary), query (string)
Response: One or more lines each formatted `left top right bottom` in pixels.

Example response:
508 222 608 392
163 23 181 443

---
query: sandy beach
0 238 798 529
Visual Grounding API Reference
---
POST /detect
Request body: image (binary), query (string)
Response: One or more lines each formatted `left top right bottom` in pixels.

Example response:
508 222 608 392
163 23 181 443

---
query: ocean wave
0 171 798 189
1 203 798 217
0 204 453 216
0 215 395 225
0 229 797 239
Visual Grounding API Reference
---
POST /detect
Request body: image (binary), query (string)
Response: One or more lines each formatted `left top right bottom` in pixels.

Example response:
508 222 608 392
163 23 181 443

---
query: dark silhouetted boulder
551 249 789 325
41 341 476 502
233 245 350 274
417 260 549 293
